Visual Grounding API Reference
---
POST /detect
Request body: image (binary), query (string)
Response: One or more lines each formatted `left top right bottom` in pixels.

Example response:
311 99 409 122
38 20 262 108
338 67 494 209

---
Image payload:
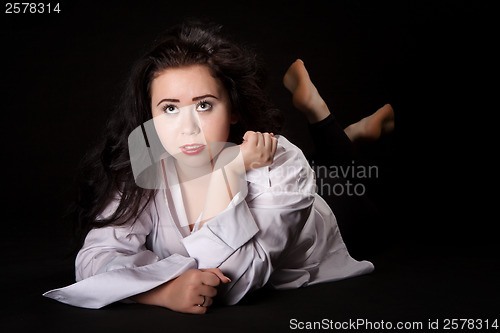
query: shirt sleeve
43 197 197 309
180 136 317 305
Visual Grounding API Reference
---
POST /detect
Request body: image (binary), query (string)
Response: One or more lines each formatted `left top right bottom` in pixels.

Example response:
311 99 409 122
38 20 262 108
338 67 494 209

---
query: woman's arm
44 197 202 310
200 131 278 225
181 136 317 304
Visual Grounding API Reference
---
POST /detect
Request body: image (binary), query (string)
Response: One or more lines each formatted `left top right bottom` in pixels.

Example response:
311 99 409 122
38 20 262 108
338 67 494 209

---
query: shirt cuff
43 253 197 309
181 195 259 268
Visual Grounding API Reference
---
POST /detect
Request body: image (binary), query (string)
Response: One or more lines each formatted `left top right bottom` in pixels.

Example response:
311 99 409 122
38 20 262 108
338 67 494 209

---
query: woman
44 21 394 314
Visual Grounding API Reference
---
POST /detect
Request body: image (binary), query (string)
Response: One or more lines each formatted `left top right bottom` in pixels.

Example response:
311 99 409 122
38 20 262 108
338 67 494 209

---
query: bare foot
283 59 331 123
344 104 395 142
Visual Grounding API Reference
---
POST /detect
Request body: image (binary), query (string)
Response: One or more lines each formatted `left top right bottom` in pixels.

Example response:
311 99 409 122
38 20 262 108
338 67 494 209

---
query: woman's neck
174 160 214 184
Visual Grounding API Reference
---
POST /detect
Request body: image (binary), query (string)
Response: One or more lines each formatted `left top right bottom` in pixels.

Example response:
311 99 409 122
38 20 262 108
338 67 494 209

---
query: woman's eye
163 105 178 114
197 101 212 112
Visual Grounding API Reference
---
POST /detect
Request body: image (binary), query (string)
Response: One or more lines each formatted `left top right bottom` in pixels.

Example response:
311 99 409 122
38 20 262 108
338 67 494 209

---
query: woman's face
150 65 236 169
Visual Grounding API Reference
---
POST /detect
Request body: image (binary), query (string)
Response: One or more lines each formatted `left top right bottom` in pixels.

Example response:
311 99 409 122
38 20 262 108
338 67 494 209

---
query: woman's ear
230 111 238 125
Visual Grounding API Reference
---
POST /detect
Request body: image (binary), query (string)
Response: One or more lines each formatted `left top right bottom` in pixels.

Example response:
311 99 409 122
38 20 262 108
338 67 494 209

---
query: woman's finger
189 295 213 314
204 296 214 307
263 133 272 150
190 304 207 314
199 271 220 287
197 295 213 307
271 137 278 157
199 284 218 298
254 132 263 147
243 131 257 145
196 294 213 307
200 268 231 284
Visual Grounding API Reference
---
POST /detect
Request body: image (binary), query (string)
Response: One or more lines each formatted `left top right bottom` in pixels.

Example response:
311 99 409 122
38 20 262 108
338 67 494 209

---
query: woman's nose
180 107 201 135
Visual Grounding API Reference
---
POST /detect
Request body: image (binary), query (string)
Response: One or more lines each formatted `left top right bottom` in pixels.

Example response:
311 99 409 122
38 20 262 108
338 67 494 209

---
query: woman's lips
179 144 206 155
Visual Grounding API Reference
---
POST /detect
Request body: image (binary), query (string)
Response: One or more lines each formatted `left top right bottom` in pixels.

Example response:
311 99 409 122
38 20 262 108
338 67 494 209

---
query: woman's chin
172 150 213 170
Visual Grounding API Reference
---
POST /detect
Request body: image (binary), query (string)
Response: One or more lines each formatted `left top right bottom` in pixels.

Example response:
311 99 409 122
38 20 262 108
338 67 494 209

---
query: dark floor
4 227 498 332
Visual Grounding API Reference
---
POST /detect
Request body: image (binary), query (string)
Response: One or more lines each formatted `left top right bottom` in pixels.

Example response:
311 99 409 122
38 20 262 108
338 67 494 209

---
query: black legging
307 115 380 255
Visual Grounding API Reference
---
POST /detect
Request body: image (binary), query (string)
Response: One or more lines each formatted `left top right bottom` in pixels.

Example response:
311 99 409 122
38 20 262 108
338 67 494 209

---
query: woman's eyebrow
192 94 218 101
156 98 179 106
156 95 218 106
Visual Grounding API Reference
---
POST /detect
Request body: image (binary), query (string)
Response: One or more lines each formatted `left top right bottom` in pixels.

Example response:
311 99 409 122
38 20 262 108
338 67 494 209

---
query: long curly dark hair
72 20 283 248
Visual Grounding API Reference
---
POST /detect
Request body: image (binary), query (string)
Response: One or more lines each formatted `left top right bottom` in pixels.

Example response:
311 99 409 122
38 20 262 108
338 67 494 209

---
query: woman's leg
283 59 394 148
283 59 393 255
283 59 352 166
344 104 395 143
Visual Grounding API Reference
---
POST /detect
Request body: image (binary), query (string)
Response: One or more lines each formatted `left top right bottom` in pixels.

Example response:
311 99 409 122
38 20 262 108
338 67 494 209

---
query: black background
2 0 498 331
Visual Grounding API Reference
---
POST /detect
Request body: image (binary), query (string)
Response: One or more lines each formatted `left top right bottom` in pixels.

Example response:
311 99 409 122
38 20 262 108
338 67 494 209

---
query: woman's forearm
200 151 246 224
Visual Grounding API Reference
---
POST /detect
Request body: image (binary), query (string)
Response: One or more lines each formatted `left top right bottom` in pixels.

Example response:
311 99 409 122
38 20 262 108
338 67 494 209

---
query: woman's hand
240 131 278 171
130 268 231 314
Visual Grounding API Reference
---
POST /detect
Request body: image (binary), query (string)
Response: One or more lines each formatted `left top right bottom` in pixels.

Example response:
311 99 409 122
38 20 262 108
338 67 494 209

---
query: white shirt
43 136 374 309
